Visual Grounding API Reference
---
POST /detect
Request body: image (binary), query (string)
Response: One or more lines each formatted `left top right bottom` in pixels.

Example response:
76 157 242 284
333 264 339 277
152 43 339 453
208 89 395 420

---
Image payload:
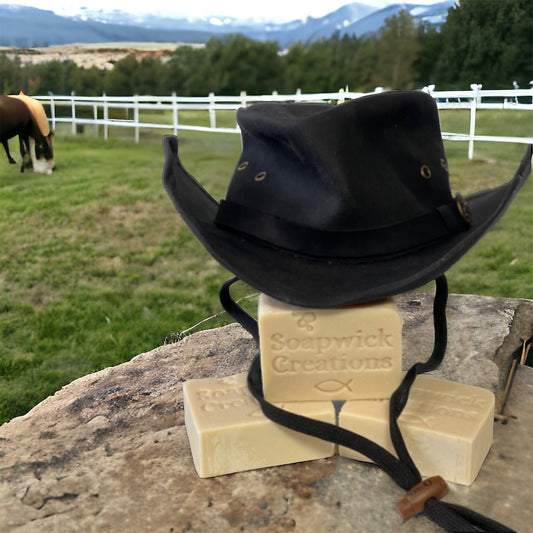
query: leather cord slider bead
396 476 449 521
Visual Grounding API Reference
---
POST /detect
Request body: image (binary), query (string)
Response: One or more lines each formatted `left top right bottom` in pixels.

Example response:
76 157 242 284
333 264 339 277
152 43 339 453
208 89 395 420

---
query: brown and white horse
0 93 55 174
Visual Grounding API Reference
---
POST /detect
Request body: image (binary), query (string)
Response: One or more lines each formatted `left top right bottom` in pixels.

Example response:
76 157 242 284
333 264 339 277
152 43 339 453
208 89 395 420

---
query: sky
7 0 443 22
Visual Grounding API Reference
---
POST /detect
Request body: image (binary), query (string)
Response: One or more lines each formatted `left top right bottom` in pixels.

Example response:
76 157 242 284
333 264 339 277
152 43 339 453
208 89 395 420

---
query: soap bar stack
258 294 403 401
183 294 494 484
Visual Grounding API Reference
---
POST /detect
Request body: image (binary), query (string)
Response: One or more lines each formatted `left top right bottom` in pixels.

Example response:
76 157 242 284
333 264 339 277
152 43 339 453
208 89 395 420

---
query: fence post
240 91 247 108
134 94 140 144
468 84 482 160
172 91 178 136
70 91 77 136
93 103 98 136
103 93 109 141
47 92 56 132
209 92 216 129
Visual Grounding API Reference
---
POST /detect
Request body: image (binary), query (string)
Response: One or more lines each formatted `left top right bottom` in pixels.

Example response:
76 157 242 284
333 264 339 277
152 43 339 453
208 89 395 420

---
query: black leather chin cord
219 276 514 533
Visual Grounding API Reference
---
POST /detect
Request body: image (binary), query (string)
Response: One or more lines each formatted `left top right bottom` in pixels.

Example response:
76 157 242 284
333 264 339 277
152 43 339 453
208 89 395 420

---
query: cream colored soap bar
258 294 402 402
183 372 335 478
338 375 495 486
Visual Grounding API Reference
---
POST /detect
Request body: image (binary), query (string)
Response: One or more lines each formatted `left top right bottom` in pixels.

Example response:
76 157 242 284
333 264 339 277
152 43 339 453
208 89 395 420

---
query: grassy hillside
0 108 531 424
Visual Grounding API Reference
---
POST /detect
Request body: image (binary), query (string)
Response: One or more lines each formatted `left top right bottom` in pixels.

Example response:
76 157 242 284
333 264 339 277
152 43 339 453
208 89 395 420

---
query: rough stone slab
0 293 531 533
399 292 532 409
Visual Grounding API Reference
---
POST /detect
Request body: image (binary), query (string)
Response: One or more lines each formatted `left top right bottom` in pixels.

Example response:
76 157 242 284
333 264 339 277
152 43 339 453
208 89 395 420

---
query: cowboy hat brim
163 135 531 308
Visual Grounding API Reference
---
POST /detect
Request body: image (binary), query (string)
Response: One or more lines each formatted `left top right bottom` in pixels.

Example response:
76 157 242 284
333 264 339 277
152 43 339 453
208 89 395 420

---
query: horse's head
32 131 55 175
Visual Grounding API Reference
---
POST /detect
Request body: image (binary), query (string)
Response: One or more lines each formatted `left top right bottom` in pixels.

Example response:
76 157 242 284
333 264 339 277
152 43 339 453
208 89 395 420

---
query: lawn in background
0 108 531 424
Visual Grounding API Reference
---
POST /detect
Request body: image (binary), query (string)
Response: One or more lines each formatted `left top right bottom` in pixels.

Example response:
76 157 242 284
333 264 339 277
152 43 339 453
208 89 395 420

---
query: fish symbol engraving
315 379 353 393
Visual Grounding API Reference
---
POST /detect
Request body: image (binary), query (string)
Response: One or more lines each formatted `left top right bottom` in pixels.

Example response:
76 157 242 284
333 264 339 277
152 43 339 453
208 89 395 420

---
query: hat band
215 197 471 259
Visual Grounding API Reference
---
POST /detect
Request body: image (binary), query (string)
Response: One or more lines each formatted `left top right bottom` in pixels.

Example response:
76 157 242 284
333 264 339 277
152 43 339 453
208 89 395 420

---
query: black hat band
215 195 472 260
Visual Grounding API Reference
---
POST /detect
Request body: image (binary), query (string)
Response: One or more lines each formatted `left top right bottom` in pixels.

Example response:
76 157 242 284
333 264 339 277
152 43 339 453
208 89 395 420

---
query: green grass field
0 108 531 424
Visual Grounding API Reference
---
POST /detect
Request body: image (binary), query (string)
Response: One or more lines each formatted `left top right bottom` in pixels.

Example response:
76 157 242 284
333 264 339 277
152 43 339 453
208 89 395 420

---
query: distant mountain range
0 2 455 48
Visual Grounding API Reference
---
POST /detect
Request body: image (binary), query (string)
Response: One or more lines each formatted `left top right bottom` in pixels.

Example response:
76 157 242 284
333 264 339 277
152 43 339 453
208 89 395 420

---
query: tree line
1 0 531 97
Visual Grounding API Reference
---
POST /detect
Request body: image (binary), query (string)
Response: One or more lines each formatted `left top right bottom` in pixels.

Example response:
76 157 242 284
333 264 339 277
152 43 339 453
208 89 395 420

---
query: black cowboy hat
162 90 531 308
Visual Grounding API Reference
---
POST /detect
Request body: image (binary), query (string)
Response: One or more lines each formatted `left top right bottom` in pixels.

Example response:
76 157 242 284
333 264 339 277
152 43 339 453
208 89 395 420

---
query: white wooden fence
34 86 533 159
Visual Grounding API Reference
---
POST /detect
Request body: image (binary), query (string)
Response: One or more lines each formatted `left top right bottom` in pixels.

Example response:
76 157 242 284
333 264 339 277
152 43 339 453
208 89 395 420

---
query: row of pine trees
1 0 531 96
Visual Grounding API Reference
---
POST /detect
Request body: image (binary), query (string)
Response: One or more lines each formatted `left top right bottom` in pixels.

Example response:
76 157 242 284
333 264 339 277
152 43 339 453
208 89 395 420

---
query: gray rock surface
0 293 531 532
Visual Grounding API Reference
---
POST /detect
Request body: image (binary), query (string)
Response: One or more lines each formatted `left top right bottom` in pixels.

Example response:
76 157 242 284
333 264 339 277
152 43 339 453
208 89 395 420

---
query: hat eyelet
420 165 432 179
440 158 449 172
455 193 473 226
254 171 267 182
237 161 249 171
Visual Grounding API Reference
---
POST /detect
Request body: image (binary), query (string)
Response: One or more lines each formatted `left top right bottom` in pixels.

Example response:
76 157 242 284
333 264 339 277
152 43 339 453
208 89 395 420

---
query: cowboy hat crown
163 90 531 307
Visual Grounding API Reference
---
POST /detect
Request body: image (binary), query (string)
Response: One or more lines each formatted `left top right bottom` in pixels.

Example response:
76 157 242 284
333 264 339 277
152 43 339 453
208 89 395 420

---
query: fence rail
34 86 533 159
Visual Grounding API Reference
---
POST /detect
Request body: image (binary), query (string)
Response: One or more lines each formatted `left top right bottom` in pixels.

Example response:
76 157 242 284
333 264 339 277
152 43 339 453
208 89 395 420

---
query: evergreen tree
373 10 419 89
71 66 106 96
31 59 78 95
105 54 139 96
414 22 442 88
199 35 282 95
432 0 533 88
164 46 206 96
283 39 335 93
135 56 167 95
0 54 23 94
344 35 379 92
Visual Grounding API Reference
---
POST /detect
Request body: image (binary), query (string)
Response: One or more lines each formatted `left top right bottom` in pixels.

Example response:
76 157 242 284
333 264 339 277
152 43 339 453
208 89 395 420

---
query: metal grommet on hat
455 193 473 226
237 162 249 171
420 165 432 179
254 171 267 181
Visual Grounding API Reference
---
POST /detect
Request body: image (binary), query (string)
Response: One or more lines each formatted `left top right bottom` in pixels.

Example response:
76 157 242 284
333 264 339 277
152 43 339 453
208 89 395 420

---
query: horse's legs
2 139 17 164
19 134 32 172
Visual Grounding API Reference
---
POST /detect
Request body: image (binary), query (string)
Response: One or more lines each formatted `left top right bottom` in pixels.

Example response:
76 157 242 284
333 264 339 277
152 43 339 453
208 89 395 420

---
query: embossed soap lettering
270 328 395 355
405 397 478 421
409 387 487 411
434 405 477 420
195 382 259 412
200 397 257 412
196 385 248 401
400 412 439 429
272 355 393 373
